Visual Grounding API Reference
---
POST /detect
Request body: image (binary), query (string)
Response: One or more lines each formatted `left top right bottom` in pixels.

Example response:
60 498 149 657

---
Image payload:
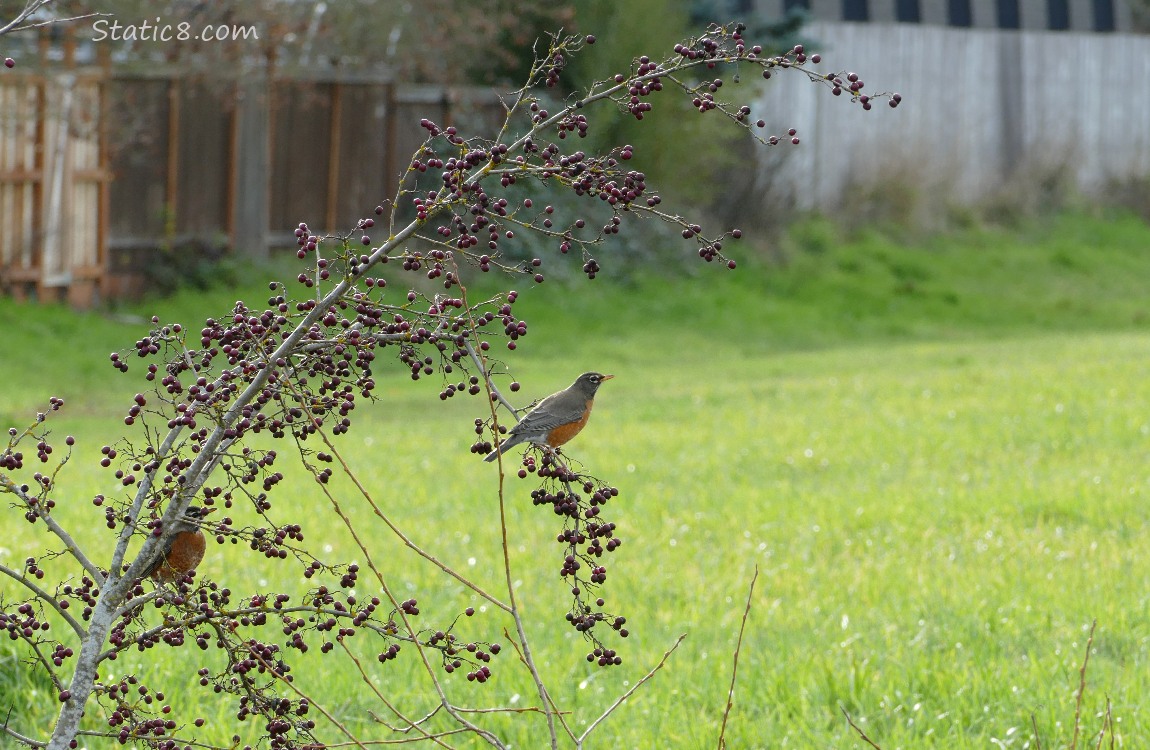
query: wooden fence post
232 72 270 260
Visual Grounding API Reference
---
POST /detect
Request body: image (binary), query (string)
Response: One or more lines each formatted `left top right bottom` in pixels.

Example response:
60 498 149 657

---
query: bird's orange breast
545 400 593 448
151 530 208 583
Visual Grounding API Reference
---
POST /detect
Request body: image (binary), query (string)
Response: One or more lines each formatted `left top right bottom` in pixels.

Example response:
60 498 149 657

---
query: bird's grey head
172 505 216 532
574 372 614 395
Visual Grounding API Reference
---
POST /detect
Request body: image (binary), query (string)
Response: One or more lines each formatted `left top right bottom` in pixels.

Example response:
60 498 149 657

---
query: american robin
484 372 614 463
143 505 216 583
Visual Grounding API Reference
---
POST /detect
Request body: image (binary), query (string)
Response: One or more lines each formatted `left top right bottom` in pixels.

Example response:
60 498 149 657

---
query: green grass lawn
2 211 1149 748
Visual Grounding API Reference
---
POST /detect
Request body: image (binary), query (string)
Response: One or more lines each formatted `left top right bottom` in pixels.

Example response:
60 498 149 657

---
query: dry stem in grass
1071 619 1098 750
1036 619 1115 750
717 565 758 750
1093 696 1115 750
841 706 883 750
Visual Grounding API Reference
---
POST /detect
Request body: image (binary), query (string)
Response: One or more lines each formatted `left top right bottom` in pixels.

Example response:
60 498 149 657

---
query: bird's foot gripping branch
0 21 896 750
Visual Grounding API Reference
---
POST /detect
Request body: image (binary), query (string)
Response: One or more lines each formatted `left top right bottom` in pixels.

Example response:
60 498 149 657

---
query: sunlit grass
2 211 1149 747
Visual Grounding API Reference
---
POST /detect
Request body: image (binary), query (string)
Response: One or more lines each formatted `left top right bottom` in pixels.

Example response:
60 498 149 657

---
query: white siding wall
753 22 1150 210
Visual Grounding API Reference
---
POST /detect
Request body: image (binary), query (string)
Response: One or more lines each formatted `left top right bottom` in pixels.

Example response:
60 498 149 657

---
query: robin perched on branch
484 372 614 463
143 505 216 583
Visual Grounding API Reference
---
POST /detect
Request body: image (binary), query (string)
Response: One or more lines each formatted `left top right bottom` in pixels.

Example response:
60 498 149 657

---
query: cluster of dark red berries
544 49 566 88
613 55 662 120
0 444 22 471
2 399 64 478
54 575 102 623
426 612 502 681
557 112 589 139
234 676 317 748
1 599 49 641
103 677 183 743
492 450 629 662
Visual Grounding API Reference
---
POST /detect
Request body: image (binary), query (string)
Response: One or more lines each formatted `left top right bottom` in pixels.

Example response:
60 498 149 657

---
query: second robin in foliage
484 372 614 463
143 505 216 583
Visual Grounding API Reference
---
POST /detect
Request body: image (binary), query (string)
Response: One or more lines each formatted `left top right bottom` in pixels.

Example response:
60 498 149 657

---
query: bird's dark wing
508 393 574 435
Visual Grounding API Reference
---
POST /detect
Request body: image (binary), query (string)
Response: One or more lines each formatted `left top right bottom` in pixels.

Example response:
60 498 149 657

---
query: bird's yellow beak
600 374 615 381
201 507 218 516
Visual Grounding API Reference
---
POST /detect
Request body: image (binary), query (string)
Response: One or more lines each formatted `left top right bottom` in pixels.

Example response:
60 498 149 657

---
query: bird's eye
589 375 599 383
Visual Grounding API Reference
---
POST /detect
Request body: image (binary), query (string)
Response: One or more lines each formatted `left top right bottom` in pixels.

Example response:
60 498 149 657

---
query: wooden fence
0 60 503 307
105 73 503 251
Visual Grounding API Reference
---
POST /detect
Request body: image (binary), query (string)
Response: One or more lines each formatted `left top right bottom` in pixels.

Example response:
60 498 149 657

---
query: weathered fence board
0 69 107 306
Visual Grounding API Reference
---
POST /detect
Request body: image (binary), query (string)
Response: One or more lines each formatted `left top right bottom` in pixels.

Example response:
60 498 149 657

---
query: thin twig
338 639 459 750
717 566 758 750
501 628 577 743
454 705 551 716
304 424 510 612
577 633 687 746
1071 619 1097 750
27 639 66 694
1 705 43 747
0 0 47 36
114 588 161 619
322 732 470 747
1093 695 1113 750
72 728 219 749
1031 713 1042 750
8 12 110 35
841 706 882 750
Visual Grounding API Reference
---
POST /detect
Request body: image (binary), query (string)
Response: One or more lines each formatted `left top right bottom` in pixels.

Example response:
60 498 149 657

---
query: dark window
784 0 810 11
843 0 869 20
896 0 921 21
1048 0 1070 28
949 0 972 25
1092 0 1115 29
997 0 1020 26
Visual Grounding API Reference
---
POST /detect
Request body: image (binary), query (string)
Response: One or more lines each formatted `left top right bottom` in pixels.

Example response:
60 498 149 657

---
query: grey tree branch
1 719 45 748
0 0 50 36
8 11 108 33
0 476 104 583
107 423 185 581
465 340 521 419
